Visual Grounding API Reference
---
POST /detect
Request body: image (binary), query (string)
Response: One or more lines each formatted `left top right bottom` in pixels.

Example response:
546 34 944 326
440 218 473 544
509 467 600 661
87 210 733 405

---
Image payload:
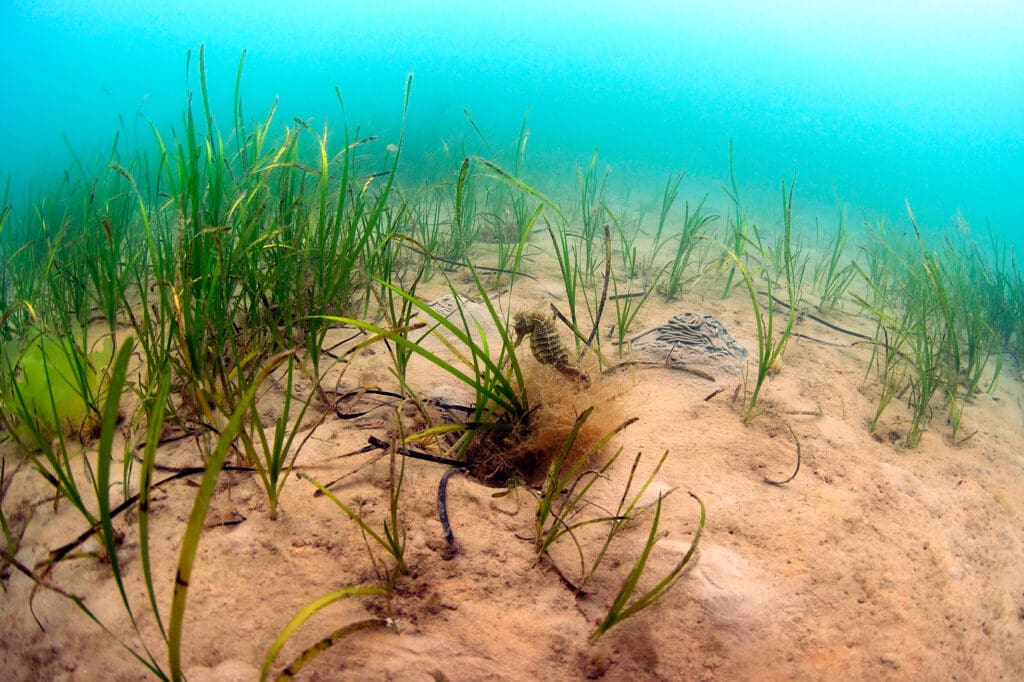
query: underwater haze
2 0 1022 245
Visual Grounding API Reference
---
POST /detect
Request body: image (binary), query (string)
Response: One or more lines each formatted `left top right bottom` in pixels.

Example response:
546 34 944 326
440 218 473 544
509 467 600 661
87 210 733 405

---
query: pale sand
3 243 1023 681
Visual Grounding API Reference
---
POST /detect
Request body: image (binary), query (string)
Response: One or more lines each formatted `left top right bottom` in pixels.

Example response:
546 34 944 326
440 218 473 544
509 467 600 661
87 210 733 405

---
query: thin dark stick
601 359 715 382
585 223 612 346
322 330 366 358
333 388 404 419
954 429 980 447
790 332 853 347
551 302 615 370
550 304 590 346
367 435 469 469
315 450 386 495
703 387 726 401
44 465 242 565
608 290 647 301
760 290 873 341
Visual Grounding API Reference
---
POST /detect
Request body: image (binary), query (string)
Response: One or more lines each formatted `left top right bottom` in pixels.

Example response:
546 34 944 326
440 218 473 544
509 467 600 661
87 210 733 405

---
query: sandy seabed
2 247 1023 681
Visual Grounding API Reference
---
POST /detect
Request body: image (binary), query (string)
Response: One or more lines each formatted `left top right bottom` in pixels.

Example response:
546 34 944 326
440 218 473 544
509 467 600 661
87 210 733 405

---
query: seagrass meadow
2 22 1024 682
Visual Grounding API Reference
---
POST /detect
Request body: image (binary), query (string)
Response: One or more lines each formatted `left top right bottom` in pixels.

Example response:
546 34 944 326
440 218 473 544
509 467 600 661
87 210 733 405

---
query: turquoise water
2 0 1021 246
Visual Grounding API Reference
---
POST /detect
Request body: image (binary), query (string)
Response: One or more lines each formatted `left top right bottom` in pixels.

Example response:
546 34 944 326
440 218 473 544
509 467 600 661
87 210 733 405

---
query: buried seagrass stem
762 423 801 486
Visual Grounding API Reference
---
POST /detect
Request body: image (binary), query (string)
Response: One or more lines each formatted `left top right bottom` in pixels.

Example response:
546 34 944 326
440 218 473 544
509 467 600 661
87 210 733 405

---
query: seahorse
513 311 589 385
